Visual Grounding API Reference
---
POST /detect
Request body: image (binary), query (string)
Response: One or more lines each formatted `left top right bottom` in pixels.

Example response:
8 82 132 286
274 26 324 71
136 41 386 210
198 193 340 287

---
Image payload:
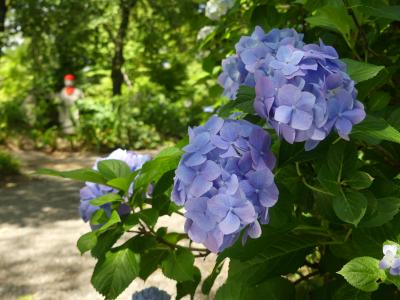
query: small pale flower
379 244 400 276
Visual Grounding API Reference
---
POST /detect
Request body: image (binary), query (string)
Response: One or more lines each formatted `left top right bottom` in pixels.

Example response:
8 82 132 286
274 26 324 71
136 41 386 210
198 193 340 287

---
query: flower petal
291 109 313 130
247 221 262 238
274 106 293 124
184 152 206 167
218 211 241 234
176 164 196 184
233 203 256 223
335 118 352 140
188 175 212 197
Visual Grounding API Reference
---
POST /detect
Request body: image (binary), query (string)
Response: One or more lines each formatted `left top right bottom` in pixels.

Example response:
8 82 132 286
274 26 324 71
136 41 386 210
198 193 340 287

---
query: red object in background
64 74 75 81
65 86 75 95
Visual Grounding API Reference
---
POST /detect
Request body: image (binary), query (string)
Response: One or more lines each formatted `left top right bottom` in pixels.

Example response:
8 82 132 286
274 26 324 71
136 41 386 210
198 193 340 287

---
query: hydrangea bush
41 2 400 299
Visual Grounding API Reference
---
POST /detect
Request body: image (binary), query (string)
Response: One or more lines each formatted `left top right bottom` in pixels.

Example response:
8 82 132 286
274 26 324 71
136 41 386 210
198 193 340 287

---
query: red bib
65 86 75 95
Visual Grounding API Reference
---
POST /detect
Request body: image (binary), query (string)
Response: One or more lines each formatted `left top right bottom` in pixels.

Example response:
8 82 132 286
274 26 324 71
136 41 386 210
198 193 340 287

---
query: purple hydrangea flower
79 149 151 224
379 244 400 276
218 26 366 150
172 116 278 252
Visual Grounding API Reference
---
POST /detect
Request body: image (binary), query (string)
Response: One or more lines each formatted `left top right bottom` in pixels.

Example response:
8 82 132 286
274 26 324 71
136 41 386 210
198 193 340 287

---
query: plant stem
136 220 209 253
174 210 185 217
344 228 353 242
296 163 334 196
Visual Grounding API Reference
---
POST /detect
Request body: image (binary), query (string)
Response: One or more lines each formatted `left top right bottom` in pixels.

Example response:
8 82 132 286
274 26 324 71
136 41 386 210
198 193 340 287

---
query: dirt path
0 150 226 300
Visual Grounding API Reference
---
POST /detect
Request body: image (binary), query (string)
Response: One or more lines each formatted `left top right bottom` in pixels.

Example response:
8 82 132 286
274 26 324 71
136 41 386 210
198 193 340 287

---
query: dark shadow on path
0 176 83 227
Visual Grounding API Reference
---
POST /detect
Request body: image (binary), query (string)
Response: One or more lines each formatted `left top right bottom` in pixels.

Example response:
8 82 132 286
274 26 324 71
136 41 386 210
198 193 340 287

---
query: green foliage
342 59 384 83
38 168 107 185
0 0 210 150
161 248 197 282
0 150 20 177
91 247 140 300
90 194 122 207
337 257 386 292
77 231 98 255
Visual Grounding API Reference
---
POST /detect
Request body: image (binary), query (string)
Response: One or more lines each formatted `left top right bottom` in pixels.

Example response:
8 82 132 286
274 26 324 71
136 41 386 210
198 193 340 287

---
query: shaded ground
0 150 226 300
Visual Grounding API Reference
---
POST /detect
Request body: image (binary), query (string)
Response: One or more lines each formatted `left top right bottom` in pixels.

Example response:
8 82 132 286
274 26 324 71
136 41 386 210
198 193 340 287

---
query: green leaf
153 169 175 196
91 247 140 300
306 5 355 47
218 225 334 287
89 194 122 206
176 266 201 300
342 59 385 83
91 226 124 259
333 189 367 226
360 197 400 227
135 146 182 190
138 208 159 228
317 164 341 195
139 249 168 280
90 209 109 225
385 273 400 289
161 248 196 282
388 107 400 129
106 171 138 193
97 210 121 234
359 5 400 21
352 226 397 258
368 92 391 112
344 172 374 190
327 141 346 181
215 276 295 300
248 277 295 300
122 214 139 231
337 257 386 292
333 284 371 300
218 86 255 118
38 168 106 185
351 115 400 144
97 159 132 180
214 281 246 300
77 231 98 255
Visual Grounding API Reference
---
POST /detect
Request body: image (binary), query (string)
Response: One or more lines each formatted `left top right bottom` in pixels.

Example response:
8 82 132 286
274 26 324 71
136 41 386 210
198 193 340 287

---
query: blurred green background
0 0 399 154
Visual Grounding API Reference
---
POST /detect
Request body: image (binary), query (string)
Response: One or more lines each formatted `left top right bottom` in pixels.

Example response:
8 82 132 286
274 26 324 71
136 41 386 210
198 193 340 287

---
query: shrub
0 151 20 177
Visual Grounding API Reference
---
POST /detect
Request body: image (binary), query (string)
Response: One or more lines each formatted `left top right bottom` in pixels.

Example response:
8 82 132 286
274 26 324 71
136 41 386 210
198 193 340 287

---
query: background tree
111 0 137 95
0 0 7 56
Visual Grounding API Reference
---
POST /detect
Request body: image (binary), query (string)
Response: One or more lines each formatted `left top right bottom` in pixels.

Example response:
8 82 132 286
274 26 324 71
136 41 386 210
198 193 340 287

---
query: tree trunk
111 0 136 96
0 0 7 56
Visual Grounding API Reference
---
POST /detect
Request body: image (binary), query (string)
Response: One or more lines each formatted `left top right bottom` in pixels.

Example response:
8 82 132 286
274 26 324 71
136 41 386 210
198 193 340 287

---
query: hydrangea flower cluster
379 244 400 276
205 0 234 21
132 287 171 300
79 149 151 223
218 26 366 150
172 116 278 252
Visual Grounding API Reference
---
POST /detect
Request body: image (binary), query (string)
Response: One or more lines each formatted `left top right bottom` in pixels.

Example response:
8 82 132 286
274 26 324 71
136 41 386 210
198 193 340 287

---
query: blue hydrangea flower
132 287 171 300
172 116 278 252
79 149 151 224
379 244 400 276
218 26 366 150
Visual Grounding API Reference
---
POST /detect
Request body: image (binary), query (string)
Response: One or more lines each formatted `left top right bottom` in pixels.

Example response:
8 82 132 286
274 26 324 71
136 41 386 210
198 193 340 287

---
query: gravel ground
0 150 226 300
